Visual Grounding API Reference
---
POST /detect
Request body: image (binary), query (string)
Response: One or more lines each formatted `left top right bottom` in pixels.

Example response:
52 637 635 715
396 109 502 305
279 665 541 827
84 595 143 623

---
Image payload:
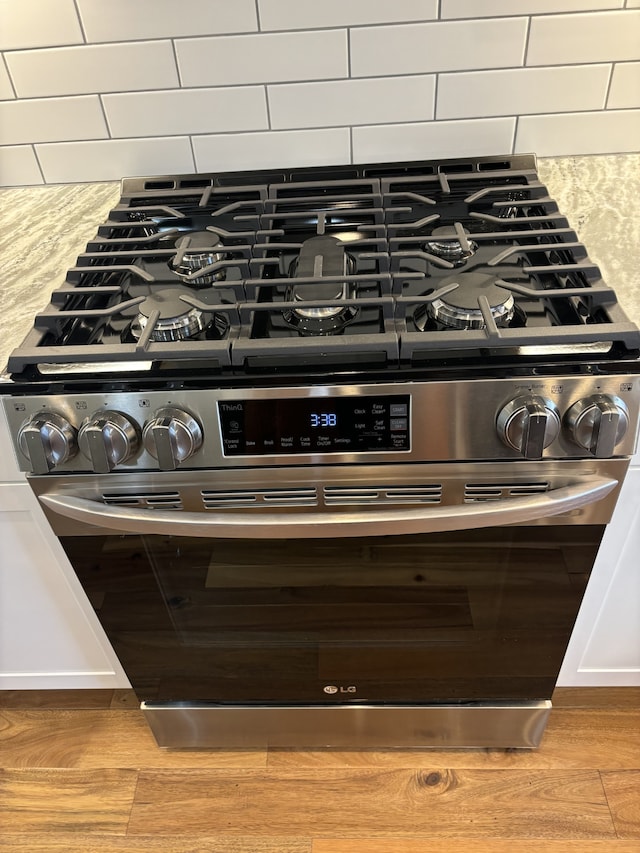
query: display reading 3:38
310 413 337 427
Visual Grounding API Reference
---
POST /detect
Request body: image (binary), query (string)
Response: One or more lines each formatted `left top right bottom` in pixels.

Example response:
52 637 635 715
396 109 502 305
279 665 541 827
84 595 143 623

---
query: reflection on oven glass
61 526 603 706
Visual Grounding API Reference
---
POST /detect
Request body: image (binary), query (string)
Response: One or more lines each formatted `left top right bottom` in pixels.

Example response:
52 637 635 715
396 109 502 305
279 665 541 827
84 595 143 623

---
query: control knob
565 394 629 458
78 410 140 473
18 411 78 474
142 406 203 470
497 395 560 459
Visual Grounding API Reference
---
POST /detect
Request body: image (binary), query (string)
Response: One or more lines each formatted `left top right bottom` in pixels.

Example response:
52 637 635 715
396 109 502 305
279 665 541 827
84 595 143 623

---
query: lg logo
323 685 356 694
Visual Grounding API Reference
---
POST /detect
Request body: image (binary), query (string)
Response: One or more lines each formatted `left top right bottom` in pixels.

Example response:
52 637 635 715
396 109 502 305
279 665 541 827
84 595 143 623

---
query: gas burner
131 288 213 342
283 235 359 336
419 272 517 331
424 225 478 266
169 231 227 287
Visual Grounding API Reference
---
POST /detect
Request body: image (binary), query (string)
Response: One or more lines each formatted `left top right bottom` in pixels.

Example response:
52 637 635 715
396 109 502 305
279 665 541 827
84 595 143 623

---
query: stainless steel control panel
3 375 639 474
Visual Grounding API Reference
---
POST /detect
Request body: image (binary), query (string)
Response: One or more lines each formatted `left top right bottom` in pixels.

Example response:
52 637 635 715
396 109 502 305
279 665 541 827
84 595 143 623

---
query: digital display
311 413 337 428
218 395 410 456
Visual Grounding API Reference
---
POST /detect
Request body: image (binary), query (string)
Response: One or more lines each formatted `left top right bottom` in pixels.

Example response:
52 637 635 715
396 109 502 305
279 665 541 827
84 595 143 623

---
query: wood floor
1 689 639 852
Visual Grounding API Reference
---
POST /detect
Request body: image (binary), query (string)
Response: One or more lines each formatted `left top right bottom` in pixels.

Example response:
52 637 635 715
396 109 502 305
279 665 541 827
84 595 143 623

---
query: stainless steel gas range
2 153 639 749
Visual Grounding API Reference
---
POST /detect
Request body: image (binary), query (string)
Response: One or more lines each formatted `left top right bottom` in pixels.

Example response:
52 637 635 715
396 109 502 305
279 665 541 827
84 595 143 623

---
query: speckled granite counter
0 181 119 373
1 154 639 373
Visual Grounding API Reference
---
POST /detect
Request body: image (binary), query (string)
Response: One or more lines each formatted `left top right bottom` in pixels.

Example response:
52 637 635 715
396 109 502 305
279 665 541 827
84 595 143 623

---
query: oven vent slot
464 483 550 502
201 488 318 509
324 485 442 505
102 491 183 510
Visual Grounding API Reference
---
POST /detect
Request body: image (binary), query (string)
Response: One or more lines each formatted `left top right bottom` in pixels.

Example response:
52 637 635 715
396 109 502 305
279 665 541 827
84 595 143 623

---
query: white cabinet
0 481 130 689
0 405 22 483
558 465 640 686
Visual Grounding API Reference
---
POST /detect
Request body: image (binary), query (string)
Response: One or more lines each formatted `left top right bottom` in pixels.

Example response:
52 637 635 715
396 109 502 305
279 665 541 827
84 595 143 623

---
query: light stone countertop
1 154 638 373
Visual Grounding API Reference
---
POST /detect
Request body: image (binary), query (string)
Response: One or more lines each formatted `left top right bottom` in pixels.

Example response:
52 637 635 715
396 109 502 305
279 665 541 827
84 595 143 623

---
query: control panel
218 395 410 456
2 376 638 474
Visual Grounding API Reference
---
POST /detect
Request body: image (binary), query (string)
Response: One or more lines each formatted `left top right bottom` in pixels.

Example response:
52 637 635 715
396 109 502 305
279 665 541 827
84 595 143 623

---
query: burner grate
6 154 640 379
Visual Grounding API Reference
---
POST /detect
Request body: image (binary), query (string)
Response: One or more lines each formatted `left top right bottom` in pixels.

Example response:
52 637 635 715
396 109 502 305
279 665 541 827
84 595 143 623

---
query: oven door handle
39 475 617 539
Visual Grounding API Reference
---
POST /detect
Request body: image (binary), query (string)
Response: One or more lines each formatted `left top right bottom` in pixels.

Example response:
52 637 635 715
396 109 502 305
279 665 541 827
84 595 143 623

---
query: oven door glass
61 526 603 705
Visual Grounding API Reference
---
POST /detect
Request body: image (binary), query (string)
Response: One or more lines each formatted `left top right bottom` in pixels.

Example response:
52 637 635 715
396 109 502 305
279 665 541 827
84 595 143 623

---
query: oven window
61 526 604 705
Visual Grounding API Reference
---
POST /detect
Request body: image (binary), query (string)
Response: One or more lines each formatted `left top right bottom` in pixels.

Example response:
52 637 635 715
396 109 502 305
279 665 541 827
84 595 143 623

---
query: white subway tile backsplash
352 117 516 163
350 18 528 78
76 0 257 42
441 0 623 18
515 110 640 155
103 88 268 138
176 31 347 88
0 60 14 99
527 10 640 65
257 0 437 30
269 76 435 130
0 96 107 145
437 65 610 119
0 145 43 185
192 128 351 172
0 0 82 50
1 3 638 185
608 62 640 107
35 137 195 183
6 42 179 98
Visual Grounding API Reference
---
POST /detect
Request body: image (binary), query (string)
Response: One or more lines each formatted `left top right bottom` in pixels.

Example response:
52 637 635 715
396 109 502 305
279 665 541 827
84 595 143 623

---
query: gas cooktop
6 153 640 388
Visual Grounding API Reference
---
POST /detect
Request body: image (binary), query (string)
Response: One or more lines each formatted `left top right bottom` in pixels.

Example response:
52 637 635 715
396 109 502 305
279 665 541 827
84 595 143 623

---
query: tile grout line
604 62 616 110
170 39 183 88
71 0 88 44
522 15 533 68
264 84 273 131
1 52 17 99
188 135 197 172
30 143 47 183
97 94 112 139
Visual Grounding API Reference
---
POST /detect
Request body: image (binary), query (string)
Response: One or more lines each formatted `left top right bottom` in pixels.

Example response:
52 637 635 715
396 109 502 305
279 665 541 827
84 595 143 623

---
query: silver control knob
78 410 140 473
497 395 560 459
142 406 203 470
18 411 78 474
565 394 629 458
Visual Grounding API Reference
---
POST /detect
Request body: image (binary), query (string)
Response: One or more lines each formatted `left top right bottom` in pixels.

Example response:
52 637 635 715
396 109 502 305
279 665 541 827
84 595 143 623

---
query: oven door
34 460 625 749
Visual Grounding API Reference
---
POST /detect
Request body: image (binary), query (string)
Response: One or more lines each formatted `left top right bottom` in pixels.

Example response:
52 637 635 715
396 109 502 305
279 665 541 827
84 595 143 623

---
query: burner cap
426 272 515 331
424 225 478 266
169 231 226 286
132 288 210 342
